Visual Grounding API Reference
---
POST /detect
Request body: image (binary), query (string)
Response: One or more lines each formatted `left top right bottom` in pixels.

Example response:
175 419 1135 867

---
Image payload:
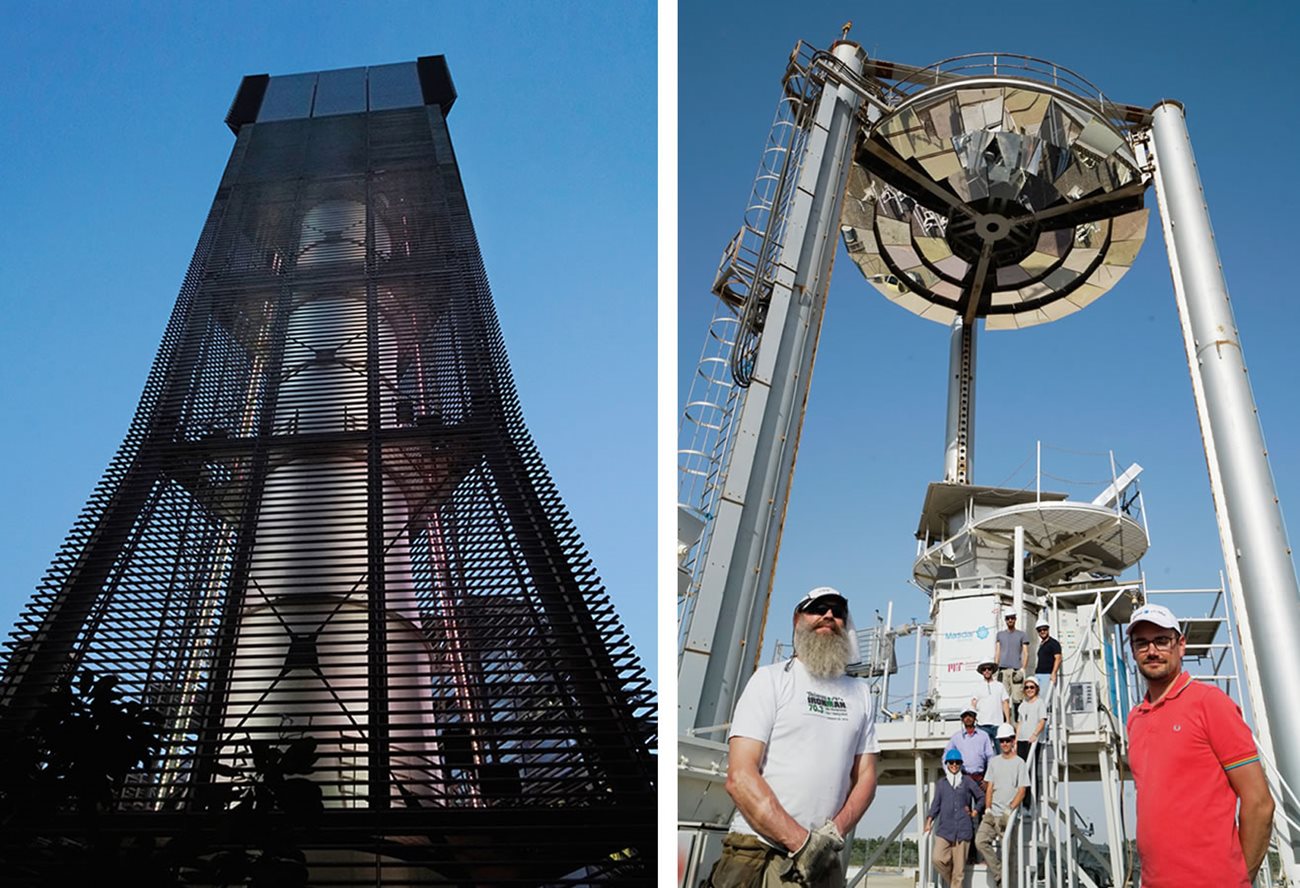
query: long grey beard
795 620 853 679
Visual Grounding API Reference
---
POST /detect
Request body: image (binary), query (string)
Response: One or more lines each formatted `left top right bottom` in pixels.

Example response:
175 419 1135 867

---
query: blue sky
0 3 656 680
679 0 1299 836
681 0 1300 665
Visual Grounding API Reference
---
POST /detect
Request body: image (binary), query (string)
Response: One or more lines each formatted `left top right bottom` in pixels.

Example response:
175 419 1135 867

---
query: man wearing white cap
974 722 1029 885
707 587 880 887
994 609 1029 708
971 660 1010 744
944 707 995 786
1126 603 1275 887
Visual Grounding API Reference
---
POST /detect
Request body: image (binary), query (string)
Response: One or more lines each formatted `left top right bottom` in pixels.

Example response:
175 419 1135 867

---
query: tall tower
0 58 654 883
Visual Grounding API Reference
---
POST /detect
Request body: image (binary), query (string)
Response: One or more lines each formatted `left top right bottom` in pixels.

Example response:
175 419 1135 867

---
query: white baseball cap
795 586 847 614
1128 603 1179 633
996 723 1016 740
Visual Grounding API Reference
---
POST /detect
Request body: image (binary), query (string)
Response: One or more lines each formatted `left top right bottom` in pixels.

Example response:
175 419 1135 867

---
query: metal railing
868 52 1148 132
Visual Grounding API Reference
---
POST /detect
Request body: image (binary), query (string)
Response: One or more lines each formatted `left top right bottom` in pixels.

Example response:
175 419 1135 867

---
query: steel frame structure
678 36 1300 885
1 57 655 885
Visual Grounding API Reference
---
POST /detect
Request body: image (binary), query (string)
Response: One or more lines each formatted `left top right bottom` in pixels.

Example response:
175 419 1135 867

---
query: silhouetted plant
38 670 165 812
0 668 169 884
0 669 163 819
1 672 327 886
172 736 323 887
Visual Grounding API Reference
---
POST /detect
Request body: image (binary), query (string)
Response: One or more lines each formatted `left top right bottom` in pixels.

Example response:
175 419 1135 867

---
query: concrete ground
847 867 917 887
849 865 1001 886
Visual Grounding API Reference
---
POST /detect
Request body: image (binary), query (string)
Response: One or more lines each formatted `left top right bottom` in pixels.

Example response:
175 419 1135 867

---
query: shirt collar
1138 670 1192 710
1163 670 1193 700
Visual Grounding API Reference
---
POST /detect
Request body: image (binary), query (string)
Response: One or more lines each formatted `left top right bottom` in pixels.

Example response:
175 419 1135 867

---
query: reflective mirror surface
842 82 1148 328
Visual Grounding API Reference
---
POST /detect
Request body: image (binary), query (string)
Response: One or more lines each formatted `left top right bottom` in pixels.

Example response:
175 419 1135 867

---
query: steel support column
1097 747 1124 888
1013 525 1024 618
364 165 391 809
943 316 976 484
1149 100 1300 878
679 41 867 730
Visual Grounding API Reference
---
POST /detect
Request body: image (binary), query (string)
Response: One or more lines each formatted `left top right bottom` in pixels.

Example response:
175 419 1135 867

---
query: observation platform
872 712 1124 786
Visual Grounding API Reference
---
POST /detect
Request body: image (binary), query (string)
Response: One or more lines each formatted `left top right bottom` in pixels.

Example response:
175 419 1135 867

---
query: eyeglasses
945 760 962 767
999 739 1015 744
802 600 847 620
1130 635 1178 653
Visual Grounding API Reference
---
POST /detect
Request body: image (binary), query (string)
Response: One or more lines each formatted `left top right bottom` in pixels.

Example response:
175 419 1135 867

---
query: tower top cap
226 55 456 134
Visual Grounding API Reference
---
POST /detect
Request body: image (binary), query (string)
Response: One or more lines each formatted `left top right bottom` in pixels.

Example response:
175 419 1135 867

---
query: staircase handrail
845 803 917 888
999 737 1040 888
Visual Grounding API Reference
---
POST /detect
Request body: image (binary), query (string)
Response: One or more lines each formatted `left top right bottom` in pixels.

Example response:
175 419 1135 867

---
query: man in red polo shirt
1125 603 1275 887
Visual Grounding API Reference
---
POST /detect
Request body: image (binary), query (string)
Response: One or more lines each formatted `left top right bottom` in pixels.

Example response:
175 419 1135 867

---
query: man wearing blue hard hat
925 748 983 888
706 587 880 887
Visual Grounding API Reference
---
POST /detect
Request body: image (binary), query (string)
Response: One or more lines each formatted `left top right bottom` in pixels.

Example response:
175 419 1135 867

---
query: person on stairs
975 723 1029 886
925 748 983 888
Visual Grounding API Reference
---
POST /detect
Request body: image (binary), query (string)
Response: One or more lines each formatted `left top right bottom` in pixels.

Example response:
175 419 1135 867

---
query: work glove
780 820 843 884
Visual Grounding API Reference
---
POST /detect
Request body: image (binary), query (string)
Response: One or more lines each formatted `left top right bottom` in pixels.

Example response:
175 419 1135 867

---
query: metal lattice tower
0 57 654 885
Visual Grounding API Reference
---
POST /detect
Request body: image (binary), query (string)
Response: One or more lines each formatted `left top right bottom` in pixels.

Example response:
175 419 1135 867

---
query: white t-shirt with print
974 678 1007 726
727 658 880 841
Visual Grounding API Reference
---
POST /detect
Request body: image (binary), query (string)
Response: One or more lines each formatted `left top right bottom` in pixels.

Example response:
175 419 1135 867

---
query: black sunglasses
803 600 847 620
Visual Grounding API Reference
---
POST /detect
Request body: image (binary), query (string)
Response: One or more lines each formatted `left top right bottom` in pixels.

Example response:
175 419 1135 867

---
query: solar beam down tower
0 58 655 884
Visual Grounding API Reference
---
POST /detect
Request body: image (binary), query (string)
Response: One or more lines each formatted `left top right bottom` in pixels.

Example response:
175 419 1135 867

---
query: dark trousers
1016 740 1038 808
964 771 986 863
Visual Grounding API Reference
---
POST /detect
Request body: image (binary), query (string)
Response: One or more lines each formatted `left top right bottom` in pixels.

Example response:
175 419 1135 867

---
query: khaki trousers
999 667 1025 705
931 835 969 887
975 811 1015 883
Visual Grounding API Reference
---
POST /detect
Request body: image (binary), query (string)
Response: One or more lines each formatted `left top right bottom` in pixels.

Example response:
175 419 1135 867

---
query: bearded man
706 588 880 888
